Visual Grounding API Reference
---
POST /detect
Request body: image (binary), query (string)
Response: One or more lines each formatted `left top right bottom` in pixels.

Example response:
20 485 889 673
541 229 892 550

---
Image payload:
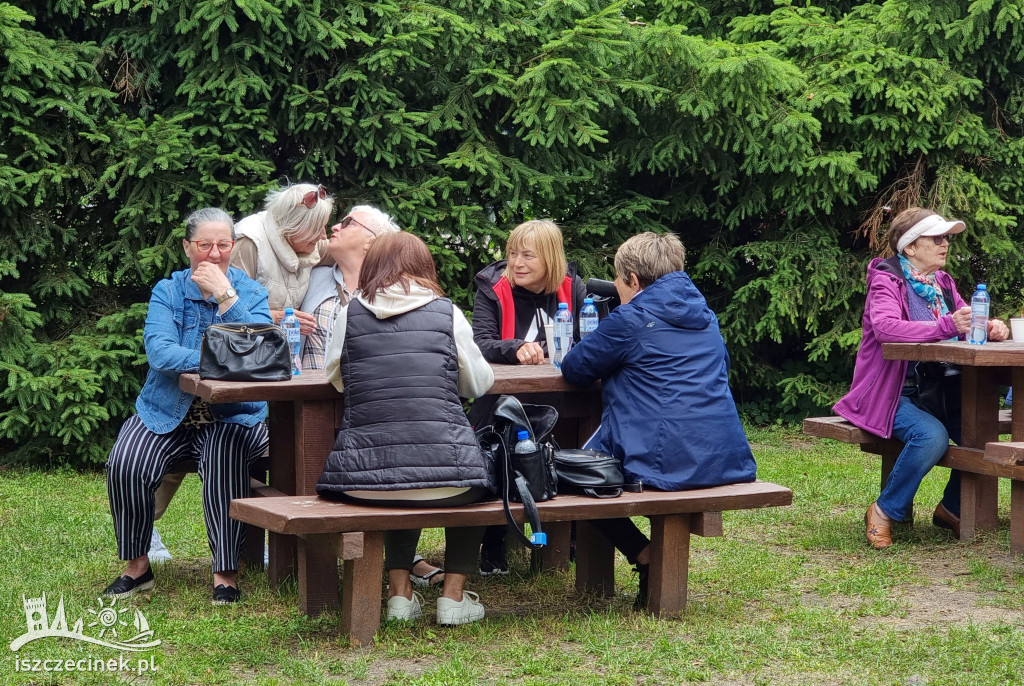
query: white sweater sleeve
453 304 494 398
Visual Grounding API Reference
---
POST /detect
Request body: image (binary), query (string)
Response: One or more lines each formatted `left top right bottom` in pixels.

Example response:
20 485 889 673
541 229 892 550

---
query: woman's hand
988 318 1010 342
951 306 972 334
271 308 317 335
191 262 231 300
516 341 545 365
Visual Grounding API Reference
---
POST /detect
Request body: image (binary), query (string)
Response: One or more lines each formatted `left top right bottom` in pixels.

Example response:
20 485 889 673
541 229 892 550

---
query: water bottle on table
552 302 574 370
580 297 598 339
968 284 989 345
281 308 302 375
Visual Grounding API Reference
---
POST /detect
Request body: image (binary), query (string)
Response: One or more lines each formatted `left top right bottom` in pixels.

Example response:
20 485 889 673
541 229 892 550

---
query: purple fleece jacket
833 256 966 439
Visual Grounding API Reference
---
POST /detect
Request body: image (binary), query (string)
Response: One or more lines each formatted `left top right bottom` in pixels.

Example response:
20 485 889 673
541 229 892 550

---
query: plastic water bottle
514 429 537 456
282 308 302 375
552 302 573 370
968 284 989 345
580 297 598 339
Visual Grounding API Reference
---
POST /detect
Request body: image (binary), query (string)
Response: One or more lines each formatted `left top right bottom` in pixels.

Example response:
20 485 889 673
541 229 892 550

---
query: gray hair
349 205 401 236
185 207 235 240
614 232 686 289
264 183 335 244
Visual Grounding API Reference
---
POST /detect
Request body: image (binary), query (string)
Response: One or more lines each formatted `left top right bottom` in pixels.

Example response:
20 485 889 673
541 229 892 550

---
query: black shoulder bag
475 395 558 549
199 323 292 381
553 449 643 498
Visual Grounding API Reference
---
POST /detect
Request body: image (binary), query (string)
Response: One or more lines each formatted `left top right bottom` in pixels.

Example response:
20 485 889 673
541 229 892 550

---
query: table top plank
180 364 594 403
231 482 793 535
882 340 1024 366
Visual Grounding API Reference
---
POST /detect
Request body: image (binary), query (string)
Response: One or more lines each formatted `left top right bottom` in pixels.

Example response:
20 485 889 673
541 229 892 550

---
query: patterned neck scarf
899 254 948 319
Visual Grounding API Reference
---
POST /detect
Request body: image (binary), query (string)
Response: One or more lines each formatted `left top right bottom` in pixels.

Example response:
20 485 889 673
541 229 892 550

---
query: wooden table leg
268 401 297 588
959 367 1000 537
297 535 340 616
574 520 615 597
342 531 384 649
646 513 691 618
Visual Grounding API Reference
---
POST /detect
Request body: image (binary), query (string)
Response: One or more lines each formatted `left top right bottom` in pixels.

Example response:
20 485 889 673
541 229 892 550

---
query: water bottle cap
284 308 294 315
584 298 593 305
558 302 568 309
517 430 530 440
977 284 987 290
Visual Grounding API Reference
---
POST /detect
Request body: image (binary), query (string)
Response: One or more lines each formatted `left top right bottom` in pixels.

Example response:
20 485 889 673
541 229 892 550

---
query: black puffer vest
317 298 494 495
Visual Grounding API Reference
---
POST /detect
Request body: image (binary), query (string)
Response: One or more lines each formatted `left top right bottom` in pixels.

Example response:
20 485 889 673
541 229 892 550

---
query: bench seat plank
802 410 1012 443
984 441 1024 466
230 483 793 536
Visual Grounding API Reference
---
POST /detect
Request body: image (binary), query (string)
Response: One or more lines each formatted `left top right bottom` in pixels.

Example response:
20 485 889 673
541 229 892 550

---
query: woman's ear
628 273 641 293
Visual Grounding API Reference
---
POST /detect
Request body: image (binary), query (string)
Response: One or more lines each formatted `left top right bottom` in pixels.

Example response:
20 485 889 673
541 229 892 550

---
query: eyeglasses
296 185 328 209
189 240 235 254
339 214 378 237
928 234 955 245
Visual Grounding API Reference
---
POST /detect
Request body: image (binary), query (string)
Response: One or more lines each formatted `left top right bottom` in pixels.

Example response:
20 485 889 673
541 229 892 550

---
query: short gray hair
185 207 235 240
264 183 334 244
614 232 686 289
349 205 400 236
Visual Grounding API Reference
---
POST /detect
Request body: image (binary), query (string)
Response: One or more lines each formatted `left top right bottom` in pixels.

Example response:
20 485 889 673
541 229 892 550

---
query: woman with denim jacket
833 207 1009 549
103 208 272 605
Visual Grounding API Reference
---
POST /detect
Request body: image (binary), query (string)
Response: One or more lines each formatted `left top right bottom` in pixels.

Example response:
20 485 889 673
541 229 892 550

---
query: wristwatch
215 287 237 304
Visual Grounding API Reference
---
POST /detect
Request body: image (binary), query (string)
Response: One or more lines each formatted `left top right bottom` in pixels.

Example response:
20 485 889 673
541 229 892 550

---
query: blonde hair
614 232 686 289
264 183 335 245
503 220 567 295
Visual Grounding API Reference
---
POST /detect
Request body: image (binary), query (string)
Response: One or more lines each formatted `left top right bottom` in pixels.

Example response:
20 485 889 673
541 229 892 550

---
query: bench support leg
1012 480 1024 557
960 473 999 540
342 531 384 650
646 513 691 618
533 521 572 573
574 520 614 597
297 535 340 616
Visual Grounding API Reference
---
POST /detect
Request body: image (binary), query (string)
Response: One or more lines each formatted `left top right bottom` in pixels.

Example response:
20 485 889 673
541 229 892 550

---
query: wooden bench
230 481 793 648
802 412 1024 554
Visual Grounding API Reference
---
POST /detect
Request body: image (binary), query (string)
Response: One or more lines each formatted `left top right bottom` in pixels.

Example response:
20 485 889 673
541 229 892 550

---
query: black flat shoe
103 568 155 599
633 563 649 610
212 584 241 605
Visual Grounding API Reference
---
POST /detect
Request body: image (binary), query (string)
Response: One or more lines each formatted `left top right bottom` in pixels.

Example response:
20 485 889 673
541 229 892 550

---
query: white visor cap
896 214 966 254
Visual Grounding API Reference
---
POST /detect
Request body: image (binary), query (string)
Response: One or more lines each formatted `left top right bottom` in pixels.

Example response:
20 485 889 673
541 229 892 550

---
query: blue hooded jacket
560 271 756 491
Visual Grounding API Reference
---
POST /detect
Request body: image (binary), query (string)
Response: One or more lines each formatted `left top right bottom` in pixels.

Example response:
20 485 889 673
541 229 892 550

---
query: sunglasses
339 214 378 237
927 234 955 245
295 185 328 209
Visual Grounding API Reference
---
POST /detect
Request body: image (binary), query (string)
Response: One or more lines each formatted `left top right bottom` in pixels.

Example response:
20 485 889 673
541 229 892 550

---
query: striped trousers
106 415 269 573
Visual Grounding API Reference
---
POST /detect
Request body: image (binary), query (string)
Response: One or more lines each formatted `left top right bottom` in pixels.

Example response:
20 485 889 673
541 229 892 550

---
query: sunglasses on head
295 184 328 209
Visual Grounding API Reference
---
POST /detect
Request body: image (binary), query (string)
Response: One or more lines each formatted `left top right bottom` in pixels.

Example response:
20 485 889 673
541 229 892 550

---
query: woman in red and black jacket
469 219 586 574
472 219 586 365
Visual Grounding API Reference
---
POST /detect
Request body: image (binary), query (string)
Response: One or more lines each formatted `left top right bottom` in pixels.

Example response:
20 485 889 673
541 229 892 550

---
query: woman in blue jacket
560 232 756 608
103 208 271 605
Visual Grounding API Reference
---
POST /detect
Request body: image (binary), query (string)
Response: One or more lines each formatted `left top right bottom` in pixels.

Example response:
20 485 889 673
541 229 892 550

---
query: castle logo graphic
10 594 161 652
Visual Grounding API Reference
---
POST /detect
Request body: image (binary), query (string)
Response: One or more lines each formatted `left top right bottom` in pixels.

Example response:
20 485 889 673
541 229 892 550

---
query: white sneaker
436 590 485 626
148 528 172 563
386 592 424 622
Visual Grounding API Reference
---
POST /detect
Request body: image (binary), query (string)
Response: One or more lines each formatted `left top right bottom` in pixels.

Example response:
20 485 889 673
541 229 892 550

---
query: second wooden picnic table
180 364 601 615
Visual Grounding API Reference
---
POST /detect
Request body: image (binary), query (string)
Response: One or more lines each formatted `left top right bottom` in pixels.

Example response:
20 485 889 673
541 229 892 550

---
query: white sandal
410 554 445 588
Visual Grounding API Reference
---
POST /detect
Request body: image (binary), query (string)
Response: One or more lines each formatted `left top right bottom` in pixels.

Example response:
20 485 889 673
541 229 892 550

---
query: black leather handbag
199 323 292 381
913 361 962 426
554 449 642 498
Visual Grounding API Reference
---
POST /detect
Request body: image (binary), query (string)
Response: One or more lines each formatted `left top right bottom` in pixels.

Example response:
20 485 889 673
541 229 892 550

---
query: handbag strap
500 436 545 550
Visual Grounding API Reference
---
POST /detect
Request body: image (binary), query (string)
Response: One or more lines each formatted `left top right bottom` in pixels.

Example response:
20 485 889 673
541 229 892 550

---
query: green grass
2 427 1024 684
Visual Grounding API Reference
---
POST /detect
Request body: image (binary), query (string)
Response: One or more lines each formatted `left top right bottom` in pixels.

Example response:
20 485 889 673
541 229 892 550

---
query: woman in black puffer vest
317 232 495 627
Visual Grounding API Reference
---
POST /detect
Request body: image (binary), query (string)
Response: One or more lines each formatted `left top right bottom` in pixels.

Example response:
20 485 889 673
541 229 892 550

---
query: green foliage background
3 0 1024 465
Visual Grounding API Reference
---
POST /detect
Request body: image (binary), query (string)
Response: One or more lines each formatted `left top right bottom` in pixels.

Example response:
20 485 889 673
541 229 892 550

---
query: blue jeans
877 389 961 522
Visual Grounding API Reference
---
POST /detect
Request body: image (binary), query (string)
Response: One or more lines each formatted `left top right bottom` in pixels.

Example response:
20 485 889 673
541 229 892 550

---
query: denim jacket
135 266 271 434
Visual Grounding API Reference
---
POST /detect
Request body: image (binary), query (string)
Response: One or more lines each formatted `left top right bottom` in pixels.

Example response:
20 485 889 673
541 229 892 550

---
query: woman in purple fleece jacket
833 207 1009 549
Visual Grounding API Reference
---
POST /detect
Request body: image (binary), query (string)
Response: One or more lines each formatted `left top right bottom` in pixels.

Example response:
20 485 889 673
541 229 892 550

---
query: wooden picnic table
179 364 601 615
882 340 1024 545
